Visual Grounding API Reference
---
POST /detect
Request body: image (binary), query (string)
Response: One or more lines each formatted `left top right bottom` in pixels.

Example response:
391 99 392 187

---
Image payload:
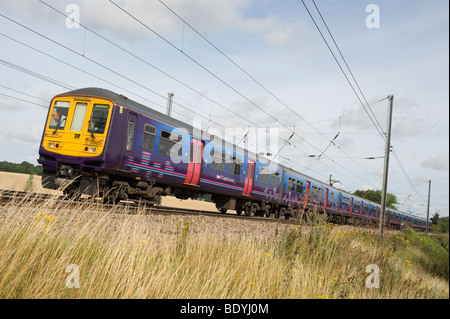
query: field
0 172 448 299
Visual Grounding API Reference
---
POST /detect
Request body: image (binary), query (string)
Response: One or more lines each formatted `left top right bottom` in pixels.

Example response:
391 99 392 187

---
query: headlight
48 141 61 149
84 146 97 153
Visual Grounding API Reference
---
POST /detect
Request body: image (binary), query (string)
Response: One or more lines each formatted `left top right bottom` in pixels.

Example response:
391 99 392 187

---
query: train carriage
38 87 429 231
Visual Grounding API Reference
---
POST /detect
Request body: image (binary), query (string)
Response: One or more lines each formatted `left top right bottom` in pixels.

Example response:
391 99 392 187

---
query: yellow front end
42 96 113 157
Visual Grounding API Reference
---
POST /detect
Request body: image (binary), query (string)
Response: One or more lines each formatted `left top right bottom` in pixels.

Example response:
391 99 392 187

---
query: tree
353 189 398 209
431 212 440 225
0 160 43 176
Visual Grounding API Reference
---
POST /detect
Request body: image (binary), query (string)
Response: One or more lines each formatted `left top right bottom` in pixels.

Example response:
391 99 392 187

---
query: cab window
88 104 110 134
49 101 70 130
70 102 88 132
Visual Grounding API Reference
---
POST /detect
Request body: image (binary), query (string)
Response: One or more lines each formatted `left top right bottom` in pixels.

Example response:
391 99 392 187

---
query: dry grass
0 193 448 299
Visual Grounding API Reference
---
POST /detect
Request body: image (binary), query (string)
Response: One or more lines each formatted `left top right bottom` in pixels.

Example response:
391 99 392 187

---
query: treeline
353 189 398 209
432 213 450 233
0 161 43 176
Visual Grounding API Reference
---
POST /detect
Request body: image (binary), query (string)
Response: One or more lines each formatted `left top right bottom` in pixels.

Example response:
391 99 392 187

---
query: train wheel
274 209 280 219
102 186 121 205
236 208 243 216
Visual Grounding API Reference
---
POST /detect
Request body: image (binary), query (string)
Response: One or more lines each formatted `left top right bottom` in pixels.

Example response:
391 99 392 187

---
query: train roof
57 87 282 165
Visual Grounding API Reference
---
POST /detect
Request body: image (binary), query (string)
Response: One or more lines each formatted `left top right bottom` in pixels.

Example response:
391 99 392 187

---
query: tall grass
0 195 448 299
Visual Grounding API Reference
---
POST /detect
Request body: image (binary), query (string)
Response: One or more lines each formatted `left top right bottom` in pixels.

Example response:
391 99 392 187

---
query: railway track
0 189 299 226
1 189 418 234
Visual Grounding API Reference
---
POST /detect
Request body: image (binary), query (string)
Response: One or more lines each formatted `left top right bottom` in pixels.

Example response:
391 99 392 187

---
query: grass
0 194 448 299
24 175 34 192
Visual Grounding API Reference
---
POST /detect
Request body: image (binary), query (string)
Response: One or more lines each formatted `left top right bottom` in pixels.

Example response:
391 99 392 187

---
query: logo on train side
216 174 235 183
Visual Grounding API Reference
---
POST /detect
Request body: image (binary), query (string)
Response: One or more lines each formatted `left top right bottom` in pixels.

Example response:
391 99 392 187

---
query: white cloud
421 152 449 172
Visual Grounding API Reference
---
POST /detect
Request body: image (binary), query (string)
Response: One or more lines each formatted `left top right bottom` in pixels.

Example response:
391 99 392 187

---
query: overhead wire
1 3 383 190
155 0 383 185
301 0 428 206
107 0 382 188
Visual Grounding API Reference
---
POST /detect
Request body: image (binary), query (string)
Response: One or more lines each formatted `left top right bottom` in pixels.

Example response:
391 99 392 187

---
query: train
37 87 430 231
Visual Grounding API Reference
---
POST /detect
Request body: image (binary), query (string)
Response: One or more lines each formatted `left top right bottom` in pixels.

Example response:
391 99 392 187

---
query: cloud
421 152 449 172
238 14 311 48
338 96 428 139
75 0 253 42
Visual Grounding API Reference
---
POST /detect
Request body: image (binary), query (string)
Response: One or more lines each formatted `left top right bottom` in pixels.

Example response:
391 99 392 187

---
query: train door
323 188 329 211
184 137 203 186
303 181 310 208
242 160 255 196
123 112 138 161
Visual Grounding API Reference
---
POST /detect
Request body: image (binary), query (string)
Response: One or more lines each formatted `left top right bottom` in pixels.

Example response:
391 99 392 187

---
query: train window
210 149 226 172
363 204 369 215
159 130 182 158
88 104 110 134
270 172 280 187
126 120 135 151
318 187 323 199
342 197 350 209
142 124 156 151
297 181 304 193
49 101 70 130
259 166 270 184
288 178 296 192
354 201 361 211
329 192 334 202
311 186 317 197
228 156 242 176
70 102 87 132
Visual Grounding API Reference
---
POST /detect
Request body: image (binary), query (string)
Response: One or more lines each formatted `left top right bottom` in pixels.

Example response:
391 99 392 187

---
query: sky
0 0 448 219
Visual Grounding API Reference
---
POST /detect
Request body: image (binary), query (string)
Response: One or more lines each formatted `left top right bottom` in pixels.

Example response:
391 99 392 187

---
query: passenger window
126 120 135 151
142 124 156 151
159 130 182 158
228 156 242 176
259 166 270 184
210 149 226 172
49 101 70 130
288 178 296 192
297 181 304 193
270 172 280 187
89 104 110 134
70 102 87 132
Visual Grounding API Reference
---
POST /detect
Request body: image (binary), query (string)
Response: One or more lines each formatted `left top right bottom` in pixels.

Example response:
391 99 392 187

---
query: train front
38 92 114 197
